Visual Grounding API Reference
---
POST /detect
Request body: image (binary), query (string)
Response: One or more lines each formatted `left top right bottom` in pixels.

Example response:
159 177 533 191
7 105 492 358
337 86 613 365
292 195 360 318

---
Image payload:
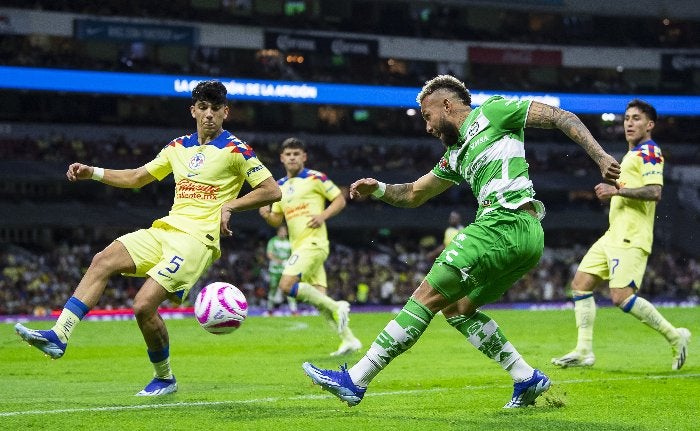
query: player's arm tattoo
382 183 420 207
618 184 662 201
527 102 608 164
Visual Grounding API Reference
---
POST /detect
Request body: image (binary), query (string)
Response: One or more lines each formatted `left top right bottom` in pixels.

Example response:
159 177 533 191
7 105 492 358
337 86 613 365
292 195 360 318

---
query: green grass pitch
0 307 697 430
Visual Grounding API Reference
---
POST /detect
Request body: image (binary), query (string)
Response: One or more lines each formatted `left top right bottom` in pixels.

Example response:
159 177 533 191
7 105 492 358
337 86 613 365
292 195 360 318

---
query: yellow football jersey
145 130 272 249
603 140 664 253
443 225 463 246
271 168 341 252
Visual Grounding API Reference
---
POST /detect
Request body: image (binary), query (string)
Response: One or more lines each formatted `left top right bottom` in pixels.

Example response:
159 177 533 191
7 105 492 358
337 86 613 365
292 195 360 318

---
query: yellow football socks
622 295 678 342
572 290 596 354
294 282 337 312
51 308 81 344
152 358 173 380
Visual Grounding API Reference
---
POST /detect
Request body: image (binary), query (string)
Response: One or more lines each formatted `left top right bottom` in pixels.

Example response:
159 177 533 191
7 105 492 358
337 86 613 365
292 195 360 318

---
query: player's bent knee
89 247 130 276
132 300 160 321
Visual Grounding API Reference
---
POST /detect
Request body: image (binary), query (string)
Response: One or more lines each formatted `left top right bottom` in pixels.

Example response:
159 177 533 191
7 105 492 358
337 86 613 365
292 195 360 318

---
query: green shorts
117 224 217 303
577 236 649 289
425 209 544 306
269 271 283 291
282 245 328 287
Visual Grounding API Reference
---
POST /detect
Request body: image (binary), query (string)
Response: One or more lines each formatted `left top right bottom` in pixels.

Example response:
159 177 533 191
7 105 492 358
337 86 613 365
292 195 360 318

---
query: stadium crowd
1 233 698 317
3 132 699 177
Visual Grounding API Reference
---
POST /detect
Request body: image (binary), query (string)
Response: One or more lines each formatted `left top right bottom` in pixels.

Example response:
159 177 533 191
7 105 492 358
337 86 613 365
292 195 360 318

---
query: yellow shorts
117 225 217 303
578 237 649 289
282 245 328 288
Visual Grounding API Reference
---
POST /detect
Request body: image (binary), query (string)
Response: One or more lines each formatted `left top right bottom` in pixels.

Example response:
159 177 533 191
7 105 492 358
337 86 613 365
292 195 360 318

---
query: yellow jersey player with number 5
15 81 281 395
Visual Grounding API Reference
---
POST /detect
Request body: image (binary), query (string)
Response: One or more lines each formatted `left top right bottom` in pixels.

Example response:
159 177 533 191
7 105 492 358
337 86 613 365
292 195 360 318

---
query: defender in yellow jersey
14 81 282 395
259 138 362 356
552 99 691 371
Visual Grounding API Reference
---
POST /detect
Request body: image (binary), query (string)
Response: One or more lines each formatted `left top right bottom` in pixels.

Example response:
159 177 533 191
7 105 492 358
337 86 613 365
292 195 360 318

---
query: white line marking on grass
1 373 698 417
286 322 309 331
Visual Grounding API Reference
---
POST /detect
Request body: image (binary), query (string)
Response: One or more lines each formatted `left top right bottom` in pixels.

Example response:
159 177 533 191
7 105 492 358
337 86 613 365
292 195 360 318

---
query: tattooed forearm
526 102 558 129
527 102 607 164
618 185 662 201
382 183 419 207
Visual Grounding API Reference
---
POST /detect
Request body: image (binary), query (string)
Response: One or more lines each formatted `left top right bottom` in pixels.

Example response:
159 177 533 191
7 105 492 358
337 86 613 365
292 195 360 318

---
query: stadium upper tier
0 5 698 94
2 1 698 48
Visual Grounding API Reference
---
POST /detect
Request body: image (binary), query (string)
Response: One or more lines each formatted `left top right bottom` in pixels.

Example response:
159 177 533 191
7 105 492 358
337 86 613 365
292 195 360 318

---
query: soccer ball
194 282 248 334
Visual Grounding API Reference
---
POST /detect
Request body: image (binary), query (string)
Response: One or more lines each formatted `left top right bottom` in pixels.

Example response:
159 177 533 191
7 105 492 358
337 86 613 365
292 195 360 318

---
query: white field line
1 373 698 417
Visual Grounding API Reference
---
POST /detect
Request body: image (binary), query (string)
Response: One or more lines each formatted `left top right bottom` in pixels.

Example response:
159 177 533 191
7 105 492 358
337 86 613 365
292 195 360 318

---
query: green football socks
349 298 433 387
447 311 534 381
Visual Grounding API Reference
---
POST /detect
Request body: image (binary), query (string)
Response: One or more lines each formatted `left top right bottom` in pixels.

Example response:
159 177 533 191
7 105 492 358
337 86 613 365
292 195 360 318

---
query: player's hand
258 205 272 219
66 163 93 182
597 154 621 185
306 214 325 229
349 178 380 199
594 182 619 201
220 208 233 237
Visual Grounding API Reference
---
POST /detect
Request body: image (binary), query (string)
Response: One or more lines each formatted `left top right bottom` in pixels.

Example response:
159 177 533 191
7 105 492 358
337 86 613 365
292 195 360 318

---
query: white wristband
371 182 386 198
91 167 105 181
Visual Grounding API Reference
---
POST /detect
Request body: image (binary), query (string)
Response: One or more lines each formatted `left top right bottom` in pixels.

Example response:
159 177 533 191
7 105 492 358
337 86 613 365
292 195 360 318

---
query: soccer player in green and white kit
303 75 620 408
265 225 298 315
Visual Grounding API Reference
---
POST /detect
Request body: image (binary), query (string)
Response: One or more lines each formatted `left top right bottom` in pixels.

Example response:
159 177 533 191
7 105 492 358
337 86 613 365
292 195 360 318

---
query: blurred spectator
1 234 697 315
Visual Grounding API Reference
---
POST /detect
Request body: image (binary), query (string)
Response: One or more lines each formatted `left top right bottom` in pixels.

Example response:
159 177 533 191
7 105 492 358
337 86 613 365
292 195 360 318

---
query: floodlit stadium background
0 1 698 316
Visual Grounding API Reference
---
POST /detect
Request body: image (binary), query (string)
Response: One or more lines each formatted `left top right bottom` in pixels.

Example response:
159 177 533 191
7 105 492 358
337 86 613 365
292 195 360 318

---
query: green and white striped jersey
267 235 291 274
431 95 545 221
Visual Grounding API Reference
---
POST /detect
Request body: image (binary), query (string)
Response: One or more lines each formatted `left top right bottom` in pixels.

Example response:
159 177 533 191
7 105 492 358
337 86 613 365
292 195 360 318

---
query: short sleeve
431 155 463 185
144 146 172 181
636 143 664 186
481 96 531 132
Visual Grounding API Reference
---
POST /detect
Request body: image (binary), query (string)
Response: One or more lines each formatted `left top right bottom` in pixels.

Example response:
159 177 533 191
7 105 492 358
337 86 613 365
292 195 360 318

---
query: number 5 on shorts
158 255 184 277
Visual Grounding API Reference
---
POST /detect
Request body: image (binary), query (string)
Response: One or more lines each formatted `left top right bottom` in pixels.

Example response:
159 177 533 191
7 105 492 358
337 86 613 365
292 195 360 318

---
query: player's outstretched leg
14 323 67 359
291 282 351 333
135 376 178 396
672 328 691 370
304 298 434 406
503 369 551 408
302 363 366 406
14 296 89 360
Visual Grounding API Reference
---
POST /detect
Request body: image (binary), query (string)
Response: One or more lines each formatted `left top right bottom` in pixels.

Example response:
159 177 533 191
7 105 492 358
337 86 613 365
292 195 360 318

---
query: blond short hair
416 75 471 106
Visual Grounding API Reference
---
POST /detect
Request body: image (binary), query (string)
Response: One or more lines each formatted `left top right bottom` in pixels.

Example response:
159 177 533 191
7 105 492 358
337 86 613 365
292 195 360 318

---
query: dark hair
626 99 657 122
416 75 471 106
280 137 306 153
191 80 227 106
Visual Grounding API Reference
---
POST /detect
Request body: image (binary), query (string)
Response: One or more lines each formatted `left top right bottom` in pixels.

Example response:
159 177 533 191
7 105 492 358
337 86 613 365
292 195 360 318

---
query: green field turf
0 307 697 431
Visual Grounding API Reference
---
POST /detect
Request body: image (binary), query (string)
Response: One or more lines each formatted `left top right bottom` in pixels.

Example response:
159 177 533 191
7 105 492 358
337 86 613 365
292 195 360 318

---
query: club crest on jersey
285 185 295 201
467 122 480 139
189 152 206 170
